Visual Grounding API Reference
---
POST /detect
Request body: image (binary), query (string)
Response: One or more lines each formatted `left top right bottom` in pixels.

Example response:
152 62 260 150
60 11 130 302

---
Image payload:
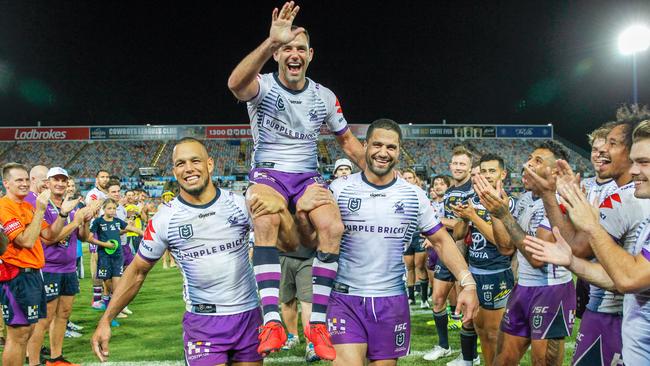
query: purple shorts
122 240 135 267
183 308 263 365
0 270 47 326
327 292 410 361
426 247 438 271
249 168 324 209
572 309 623 366
500 282 576 340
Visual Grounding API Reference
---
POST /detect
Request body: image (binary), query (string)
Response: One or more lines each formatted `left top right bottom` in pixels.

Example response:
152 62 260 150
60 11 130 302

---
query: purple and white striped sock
310 251 339 324
253 246 282 324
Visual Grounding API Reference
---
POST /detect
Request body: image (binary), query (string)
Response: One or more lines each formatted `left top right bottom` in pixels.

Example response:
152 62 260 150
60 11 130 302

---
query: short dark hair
292 25 310 47
96 169 109 177
432 175 451 187
175 137 208 153
610 105 650 151
479 153 505 170
107 179 121 189
535 140 569 162
366 118 402 143
2 162 28 181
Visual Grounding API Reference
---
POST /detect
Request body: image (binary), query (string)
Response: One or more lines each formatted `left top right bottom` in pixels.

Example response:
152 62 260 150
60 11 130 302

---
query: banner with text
0 124 553 141
205 125 252 139
90 126 205 140
0 127 90 141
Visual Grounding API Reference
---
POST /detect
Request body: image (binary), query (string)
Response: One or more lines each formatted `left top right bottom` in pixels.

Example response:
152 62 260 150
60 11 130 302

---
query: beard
180 177 210 197
366 153 396 177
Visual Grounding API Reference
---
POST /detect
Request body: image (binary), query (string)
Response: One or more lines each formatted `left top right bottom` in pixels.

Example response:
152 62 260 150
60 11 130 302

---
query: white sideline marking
83 344 575 365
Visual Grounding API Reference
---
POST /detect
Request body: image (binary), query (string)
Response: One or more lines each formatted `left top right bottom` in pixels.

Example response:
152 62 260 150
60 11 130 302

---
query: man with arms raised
322 119 478 366
450 154 515 366
474 141 576 366
227 1 364 359
525 119 650 364
524 115 650 366
0 163 78 366
92 138 294 365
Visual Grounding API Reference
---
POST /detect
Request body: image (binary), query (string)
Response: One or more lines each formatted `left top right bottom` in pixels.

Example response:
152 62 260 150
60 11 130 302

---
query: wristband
459 270 472 286
462 283 477 291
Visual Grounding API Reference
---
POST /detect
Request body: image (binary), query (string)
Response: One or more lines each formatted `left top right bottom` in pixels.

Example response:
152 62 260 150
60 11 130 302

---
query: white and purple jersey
138 189 258 315
587 182 650 314
514 191 573 286
432 199 445 219
584 178 617 206
330 172 444 297
85 187 107 205
247 72 348 173
623 217 650 363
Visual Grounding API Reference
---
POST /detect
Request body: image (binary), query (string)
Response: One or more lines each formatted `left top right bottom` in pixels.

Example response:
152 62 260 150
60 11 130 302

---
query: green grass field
1 248 578 365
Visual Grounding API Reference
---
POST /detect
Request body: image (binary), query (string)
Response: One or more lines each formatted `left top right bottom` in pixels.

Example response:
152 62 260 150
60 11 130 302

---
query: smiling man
323 119 478 366
227 1 365 359
92 138 269 366
0 163 77 366
524 118 650 364
524 116 650 366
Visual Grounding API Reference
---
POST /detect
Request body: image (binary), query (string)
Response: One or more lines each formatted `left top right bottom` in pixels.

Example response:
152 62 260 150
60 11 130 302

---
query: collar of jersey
273 72 310 95
177 188 220 209
361 172 397 190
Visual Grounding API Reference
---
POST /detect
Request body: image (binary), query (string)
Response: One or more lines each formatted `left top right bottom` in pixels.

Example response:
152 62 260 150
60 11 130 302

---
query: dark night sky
0 1 649 150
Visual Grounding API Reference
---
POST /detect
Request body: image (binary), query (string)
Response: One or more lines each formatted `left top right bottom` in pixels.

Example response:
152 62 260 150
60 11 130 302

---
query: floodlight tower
618 24 650 105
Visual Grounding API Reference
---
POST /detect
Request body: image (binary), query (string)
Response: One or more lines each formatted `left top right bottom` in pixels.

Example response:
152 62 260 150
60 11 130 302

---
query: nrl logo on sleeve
347 198 361 212
179 224 194 239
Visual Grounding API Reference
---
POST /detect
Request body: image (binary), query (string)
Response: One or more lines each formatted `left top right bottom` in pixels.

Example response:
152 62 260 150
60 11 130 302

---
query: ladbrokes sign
0 127 89 141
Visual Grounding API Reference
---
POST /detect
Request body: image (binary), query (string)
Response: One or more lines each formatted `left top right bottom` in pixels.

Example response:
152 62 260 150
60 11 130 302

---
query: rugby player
227 1 365 358
86 170 110 310
524 119 650 364
524 116 650 366
319 119 479 366
475 141 576 366
91 138 298 365
571 124 617 319
451 154 515 366
426 175 451 307
425 146 474 362
402 168 429 307
0 163 78 366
